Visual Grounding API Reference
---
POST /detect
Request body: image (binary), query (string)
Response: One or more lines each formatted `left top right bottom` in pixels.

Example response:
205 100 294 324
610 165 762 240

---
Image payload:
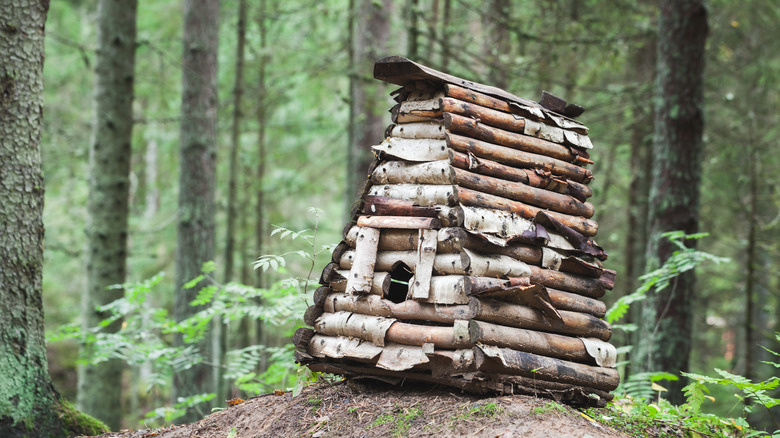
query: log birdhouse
294 56 619 407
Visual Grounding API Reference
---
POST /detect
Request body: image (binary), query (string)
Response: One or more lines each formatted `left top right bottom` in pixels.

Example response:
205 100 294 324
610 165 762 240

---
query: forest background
31 0 779 432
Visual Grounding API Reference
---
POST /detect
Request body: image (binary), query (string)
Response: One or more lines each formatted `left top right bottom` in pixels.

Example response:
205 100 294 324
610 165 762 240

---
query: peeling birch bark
371 160 455 185
323 292 473 323
372 137 451 162
307 334 384 361
345 227 380 294
368 183 458 206
409 229 437 299
469 320 593 364
376 344 430 371
388 122 446 139
331 270 390 296
356 215 441 229
314 311 396 346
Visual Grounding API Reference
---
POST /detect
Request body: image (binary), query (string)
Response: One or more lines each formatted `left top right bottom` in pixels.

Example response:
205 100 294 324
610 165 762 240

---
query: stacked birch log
295 56 619 407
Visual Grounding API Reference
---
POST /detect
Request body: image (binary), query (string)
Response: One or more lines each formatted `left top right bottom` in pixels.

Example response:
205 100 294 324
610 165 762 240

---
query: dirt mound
94 380 629 438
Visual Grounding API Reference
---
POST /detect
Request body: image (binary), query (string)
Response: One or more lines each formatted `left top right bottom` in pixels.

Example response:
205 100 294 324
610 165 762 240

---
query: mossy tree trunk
634 0 708 404
0 2 105 437
77 0 137 430
173 0 219 424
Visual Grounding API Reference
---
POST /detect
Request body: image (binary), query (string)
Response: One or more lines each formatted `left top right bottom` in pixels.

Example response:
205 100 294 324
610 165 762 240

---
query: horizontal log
372 137 451 162
444 112 577 163
361 196 439 217
339 249 531 278
306 360 611 406
453 167 594 218
315 311 396 346
439 96 526 134
368 184 458 206
356 215 441 229
450 150 593 201
387 122 446 139
547 288 607 318
457 187 599 237
331 270 390 296
385 320 470 349
307 334 383 362
444 83 512 113
323 292 473 323
470 298 612 341
527 265 610 298
371 160 454 185
447 133 593 183
392 97 443 122
469 320 592 364
474 345 620 391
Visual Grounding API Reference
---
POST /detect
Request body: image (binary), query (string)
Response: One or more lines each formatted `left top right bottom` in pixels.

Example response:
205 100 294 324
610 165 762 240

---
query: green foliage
531 400 567 417
606 231 729 325
369 404 423 438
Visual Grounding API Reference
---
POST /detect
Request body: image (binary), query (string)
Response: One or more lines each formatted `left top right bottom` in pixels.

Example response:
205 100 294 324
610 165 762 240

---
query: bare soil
92 380 632 438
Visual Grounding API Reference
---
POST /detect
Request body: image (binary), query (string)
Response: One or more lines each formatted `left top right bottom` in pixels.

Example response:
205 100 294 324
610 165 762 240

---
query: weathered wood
527 265 610 298
371 160 454 185
339 249 530 278
356 215 441 229
361 196 439 217
446 133 593 183
439 96 526 133
372 137 451 162
323 292 473 323
314 312 396 346
469 320 592 364
409 229 437 299
457 187 599 237
392 97 443 123
331 270 390 296
307 335 383 362
470 298 612 341
451 150 593 201
453 167 594 218
385 320 470 349
474 345 620 391
293 327 315 350
387 122 446 139
313 286 332 307
444 112 578 163
547 287 607 318
368 184 458 206
345 227 380 294
444 82 512 113
304 305 324 327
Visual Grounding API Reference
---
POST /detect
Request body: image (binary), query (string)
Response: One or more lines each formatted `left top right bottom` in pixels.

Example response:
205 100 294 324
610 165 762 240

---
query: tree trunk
346 0 393 209
78 0 138 430
255 0 268 290
483 0 511 89
173 0 219 423
0 2 103 436
633 0 707 405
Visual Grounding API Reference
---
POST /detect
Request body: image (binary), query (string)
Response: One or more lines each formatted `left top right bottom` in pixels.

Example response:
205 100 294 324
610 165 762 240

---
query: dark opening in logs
387 261 413 304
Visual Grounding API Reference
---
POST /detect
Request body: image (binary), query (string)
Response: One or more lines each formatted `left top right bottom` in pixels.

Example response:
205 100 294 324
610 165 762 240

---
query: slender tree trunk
427 0 438 66
255 0 268 290
0 2 101 436
441 0 451 71
346 0 393 209
406 0 419 60
77 0 137 430
634 0 707 405
173 0 219 423
483 0 510 90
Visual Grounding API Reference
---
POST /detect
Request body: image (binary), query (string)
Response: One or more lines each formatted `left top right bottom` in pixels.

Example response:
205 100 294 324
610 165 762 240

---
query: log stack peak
295 56 618 407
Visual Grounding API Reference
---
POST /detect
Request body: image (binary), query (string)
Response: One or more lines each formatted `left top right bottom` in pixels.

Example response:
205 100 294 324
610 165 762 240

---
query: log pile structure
295 56 619 407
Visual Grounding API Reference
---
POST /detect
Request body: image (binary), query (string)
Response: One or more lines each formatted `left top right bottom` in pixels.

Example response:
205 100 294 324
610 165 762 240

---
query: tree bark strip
345 227 380 294
356 215 441 229
469 320 593 364
323 292 473 323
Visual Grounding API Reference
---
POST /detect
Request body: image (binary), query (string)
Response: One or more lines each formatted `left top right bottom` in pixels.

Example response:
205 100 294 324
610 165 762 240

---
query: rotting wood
470 298 612 341
345 227 380 294
453 167 594 218
371 160 455 185
409 229 437 299
313 286 332 307
323 292 472 323
444 113 579 163
474 345 619 391
469 320 592 364
391 97 443 123
368 184 458 206
356 215 440 229
446 133 593 183
372 137 451 162
362 196 439 218
466 282 561 321
457 187 599 237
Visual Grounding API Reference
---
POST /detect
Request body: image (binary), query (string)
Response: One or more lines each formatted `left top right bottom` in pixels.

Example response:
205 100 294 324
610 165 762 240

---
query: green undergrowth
368 403 423 438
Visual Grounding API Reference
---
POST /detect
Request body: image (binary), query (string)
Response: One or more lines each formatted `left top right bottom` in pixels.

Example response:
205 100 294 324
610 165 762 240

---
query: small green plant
369 404 423 438
531 400 567 417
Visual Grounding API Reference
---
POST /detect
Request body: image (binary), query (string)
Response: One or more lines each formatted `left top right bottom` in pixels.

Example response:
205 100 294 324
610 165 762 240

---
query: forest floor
91 379 683 438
